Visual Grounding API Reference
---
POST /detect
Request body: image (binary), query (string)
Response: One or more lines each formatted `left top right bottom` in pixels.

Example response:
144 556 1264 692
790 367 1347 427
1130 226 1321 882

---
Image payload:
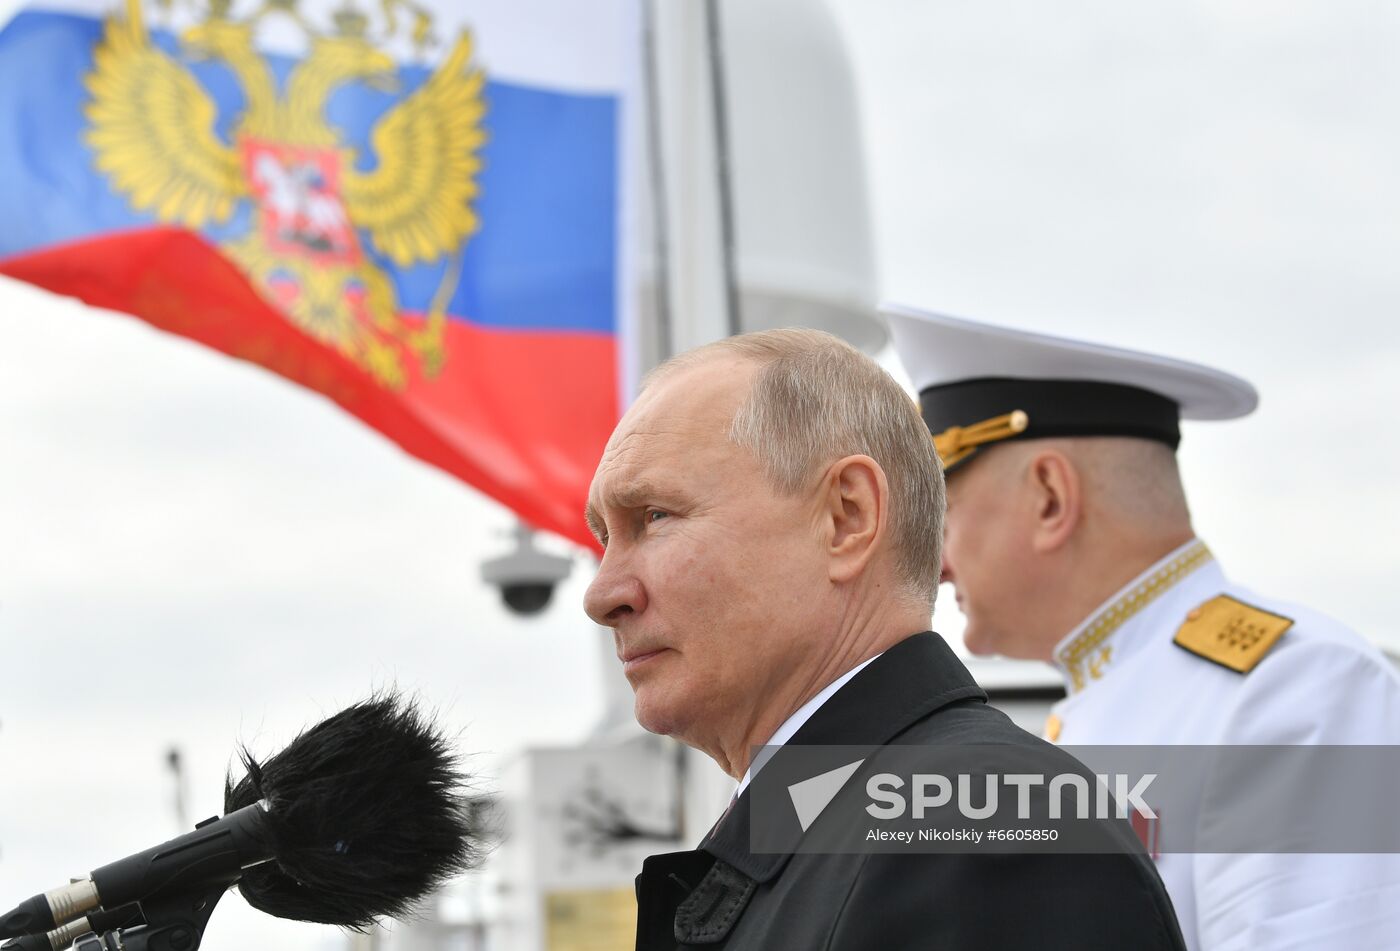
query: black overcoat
634 632 1187 950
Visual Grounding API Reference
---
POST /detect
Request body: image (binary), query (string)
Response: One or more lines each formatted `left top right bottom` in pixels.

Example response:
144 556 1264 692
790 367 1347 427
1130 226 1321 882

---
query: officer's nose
940 546 956 585
584 551 648 628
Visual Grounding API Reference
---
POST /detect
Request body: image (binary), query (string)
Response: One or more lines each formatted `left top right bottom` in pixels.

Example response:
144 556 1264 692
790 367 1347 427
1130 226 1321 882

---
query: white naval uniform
1046 538 1400 951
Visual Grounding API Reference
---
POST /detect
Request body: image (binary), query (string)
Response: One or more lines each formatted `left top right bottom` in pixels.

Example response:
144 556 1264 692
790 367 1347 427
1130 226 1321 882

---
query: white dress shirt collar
735 651 884 798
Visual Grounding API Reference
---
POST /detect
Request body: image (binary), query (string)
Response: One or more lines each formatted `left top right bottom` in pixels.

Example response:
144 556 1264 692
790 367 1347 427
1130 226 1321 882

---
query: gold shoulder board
1173 594 1293 673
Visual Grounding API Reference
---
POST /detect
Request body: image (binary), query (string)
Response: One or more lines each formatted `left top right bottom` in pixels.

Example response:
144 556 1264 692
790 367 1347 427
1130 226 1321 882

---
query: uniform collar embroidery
1053 539 1214 693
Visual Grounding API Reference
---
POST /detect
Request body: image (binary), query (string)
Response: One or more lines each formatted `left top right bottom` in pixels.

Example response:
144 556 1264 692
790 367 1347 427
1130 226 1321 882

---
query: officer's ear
1025 448 1081 553
820 454 889 584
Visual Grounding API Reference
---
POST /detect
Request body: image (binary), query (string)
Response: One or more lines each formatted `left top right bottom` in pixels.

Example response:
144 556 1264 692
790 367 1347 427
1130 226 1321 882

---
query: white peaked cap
883 303 1259 469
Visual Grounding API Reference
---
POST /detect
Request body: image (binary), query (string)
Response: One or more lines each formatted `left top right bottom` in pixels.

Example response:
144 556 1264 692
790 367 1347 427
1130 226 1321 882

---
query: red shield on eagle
242 139 361 267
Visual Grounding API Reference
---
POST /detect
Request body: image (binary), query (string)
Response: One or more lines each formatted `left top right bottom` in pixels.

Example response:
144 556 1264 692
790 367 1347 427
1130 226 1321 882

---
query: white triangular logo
787 759 865 832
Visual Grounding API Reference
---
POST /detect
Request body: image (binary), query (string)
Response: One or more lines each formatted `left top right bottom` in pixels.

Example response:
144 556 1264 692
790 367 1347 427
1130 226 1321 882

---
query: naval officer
887 304 1400 951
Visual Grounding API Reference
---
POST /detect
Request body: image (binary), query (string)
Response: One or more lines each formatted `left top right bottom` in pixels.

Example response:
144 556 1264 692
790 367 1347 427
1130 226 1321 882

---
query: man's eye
646 509 669 523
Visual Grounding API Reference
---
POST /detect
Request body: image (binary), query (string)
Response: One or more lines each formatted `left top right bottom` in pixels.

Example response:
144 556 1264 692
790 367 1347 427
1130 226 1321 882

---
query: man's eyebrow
586 479 679 536
605 479 677 510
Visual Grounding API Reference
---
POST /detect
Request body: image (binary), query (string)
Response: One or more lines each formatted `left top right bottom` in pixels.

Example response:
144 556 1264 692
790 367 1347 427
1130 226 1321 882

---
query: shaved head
1031 437 1191 530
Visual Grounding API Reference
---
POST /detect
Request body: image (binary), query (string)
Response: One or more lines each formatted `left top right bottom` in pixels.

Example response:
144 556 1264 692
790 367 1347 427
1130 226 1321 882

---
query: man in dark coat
583 329 1185 950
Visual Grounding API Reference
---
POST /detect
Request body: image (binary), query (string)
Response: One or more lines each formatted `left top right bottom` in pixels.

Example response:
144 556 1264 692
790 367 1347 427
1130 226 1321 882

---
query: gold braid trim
933 410 1029 468
1058 540 1214 693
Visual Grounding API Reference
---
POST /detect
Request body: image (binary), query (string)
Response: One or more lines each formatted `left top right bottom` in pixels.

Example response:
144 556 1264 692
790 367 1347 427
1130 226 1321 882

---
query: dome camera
480 523 574 616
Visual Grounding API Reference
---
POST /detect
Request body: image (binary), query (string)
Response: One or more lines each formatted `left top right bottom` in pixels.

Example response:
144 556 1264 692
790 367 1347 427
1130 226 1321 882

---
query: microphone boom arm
0 804 270 947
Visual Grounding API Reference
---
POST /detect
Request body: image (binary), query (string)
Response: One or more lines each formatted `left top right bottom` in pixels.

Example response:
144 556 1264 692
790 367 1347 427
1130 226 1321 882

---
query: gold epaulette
1173 594 1293 673
932 410 1029 469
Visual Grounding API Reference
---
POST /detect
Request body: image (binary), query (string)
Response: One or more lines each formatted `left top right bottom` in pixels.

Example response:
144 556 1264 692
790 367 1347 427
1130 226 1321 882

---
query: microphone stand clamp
72 885 230 951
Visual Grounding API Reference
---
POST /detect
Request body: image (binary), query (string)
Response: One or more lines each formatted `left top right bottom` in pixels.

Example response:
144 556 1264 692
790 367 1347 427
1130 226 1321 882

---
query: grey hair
645 328 944 602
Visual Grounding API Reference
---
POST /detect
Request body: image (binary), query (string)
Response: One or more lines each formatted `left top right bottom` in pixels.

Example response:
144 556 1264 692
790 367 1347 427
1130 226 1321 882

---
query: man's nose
939 547 956 585
584 554 647 627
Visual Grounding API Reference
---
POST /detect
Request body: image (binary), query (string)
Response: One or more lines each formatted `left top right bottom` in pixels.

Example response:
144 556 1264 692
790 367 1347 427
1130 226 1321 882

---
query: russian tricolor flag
0 0 631 551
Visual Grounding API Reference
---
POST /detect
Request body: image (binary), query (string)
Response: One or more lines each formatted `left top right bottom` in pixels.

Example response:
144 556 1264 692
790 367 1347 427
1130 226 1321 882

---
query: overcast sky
2 1 1398 949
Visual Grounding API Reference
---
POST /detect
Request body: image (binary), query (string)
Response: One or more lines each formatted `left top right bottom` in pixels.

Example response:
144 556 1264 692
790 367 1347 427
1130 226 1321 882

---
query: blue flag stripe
0 9 618 335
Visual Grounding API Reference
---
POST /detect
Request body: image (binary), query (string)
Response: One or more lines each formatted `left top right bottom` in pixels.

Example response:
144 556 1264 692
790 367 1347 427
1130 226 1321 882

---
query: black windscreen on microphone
0 690 480 946
224 691 480 930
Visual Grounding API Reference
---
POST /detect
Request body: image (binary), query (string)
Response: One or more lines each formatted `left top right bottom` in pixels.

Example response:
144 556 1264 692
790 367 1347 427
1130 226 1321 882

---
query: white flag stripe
15 0 629 92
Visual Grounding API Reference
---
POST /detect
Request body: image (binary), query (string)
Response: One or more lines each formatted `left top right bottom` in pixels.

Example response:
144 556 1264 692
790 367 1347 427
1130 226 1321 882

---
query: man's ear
821 455 888 584
1025 449 1081 553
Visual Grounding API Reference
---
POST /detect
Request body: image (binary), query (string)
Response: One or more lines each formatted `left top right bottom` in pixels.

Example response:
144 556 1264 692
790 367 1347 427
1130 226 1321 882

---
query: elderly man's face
940 447 1044 659
583 358 828 743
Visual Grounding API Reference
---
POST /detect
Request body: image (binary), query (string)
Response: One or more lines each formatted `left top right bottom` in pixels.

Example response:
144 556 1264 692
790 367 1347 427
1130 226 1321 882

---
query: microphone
0 691 479 949
0 804 268 944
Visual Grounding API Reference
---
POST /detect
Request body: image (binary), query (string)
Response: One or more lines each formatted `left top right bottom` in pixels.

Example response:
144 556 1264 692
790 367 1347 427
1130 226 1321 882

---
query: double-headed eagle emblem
84 0 486 387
